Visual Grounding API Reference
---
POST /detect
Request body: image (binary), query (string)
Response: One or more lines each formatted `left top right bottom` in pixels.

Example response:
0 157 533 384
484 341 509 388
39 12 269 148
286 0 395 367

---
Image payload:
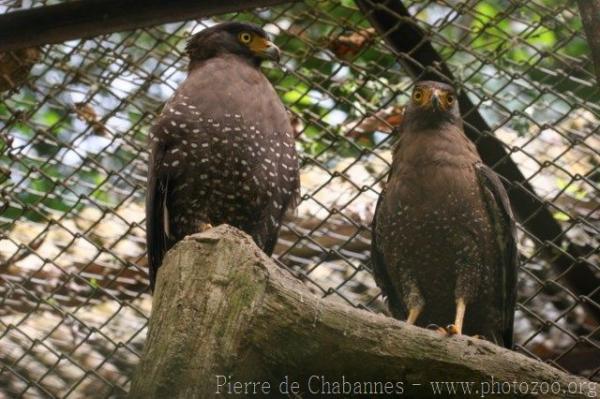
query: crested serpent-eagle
372 81 518 348
146 22 300 290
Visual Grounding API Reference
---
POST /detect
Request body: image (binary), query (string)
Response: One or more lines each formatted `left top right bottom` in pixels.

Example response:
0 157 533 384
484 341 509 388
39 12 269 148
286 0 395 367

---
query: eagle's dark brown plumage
372 81 518 347
146 22 299 290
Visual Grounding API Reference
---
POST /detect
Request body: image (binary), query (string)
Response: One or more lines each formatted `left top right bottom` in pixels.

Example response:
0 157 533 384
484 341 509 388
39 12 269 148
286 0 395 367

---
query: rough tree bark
0 0 298 52
129 225 597 398
578 0 600 84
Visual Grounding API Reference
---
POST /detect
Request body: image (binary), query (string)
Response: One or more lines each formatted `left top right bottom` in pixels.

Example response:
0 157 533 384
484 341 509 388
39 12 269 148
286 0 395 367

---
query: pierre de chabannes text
215 375 597 397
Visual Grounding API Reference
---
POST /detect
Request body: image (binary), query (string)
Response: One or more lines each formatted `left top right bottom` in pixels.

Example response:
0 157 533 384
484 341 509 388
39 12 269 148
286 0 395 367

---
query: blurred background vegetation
0 0 595 220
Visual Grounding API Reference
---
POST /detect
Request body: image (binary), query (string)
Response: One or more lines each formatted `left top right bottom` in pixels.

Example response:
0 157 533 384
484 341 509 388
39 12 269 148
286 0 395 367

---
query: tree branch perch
129 225 597 398
577 0 600 85
0 0 298 52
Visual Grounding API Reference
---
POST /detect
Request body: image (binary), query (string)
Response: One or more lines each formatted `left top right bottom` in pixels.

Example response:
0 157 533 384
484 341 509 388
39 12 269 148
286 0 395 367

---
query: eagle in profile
146 22 299 290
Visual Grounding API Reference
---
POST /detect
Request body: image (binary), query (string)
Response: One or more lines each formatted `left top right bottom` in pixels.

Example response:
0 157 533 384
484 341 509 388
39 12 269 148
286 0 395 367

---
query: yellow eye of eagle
446 93 455 105
412 87 424 103
239 32 253 44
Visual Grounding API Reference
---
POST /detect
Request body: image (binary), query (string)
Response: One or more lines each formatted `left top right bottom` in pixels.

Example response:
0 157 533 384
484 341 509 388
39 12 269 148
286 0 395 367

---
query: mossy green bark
129 225 597 398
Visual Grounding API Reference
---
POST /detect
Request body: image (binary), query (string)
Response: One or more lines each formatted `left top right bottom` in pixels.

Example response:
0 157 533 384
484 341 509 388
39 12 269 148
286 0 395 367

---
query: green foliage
0 0 595 226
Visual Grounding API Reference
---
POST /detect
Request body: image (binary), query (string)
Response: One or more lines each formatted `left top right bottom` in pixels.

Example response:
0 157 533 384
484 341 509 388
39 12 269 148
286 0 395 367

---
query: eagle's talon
446 324 460 336
426 324 448 336
198 223 213 233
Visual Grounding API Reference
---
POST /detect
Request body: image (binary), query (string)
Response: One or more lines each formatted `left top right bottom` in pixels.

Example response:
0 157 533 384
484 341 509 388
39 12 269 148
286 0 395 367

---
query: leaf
283 85 313 106
327 28 376 60
75 102 108 135
89 278 100 290
41 109 61 127
553 211 570 222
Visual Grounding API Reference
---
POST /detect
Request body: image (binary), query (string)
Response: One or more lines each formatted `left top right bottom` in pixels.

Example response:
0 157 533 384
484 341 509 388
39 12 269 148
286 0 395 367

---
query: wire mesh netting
0 0 599 396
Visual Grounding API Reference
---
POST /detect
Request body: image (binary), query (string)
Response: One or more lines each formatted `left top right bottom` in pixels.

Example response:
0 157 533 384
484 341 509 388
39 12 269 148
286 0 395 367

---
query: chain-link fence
0 0 598 396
